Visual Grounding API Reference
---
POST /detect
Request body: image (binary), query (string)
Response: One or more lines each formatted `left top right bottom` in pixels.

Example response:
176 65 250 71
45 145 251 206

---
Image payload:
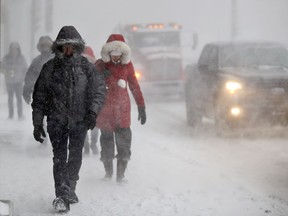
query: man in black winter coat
31 26 106 213
23 35 54 104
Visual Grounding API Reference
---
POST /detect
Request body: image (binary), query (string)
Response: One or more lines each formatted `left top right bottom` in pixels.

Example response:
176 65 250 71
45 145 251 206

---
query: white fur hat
101 34 131 65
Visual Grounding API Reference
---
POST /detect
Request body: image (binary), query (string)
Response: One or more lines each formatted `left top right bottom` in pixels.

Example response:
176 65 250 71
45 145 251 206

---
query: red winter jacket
96 59 145 131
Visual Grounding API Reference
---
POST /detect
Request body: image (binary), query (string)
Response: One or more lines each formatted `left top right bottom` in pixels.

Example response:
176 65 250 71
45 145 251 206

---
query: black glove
33 125 46 143
23 88 31 105
84 111 97 129
138 106 146 125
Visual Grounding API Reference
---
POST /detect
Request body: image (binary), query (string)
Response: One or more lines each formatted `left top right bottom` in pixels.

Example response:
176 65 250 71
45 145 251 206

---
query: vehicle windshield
219 45 288 69
130 31 180 48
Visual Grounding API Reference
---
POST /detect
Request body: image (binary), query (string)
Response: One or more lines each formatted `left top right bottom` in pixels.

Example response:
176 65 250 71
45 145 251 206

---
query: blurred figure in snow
82 46 100 155
96 34 146 183
23 35 54 105
31 26 105 213
2 42 28 120
23 36 54 146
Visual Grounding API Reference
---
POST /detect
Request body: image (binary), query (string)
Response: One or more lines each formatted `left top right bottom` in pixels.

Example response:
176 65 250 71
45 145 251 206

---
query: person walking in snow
31 26 105 213
23 36 54 146
2 42 28 120
96 34 146 183
82 46 100 155
23 35 54 105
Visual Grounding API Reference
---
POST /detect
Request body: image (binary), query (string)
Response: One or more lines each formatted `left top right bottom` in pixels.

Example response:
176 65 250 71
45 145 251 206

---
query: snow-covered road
1 99 288 216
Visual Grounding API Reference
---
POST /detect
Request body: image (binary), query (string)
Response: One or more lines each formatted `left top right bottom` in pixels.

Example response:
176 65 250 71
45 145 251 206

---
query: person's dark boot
116 159 128 183
52 196 70 213
102 160 113 181
68 181 79 204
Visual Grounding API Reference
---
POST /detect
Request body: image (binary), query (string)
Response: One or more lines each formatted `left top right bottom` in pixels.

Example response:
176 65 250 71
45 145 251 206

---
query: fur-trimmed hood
101 34 131 65
37 35 53 53
52 26 85 55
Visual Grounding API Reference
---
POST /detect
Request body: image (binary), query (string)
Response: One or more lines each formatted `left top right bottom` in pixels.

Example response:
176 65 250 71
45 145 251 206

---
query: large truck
115 23 184 99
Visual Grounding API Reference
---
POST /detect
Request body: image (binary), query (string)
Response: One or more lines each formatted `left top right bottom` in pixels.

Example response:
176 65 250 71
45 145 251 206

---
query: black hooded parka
32 26 105 128
31 26 105 199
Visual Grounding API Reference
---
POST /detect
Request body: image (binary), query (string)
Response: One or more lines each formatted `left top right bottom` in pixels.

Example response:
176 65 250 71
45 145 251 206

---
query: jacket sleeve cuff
32 109 44 127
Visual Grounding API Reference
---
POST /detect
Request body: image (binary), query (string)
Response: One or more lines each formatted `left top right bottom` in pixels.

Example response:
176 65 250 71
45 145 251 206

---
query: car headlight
135 70 144 81
225 81 242 94
230 107 241 116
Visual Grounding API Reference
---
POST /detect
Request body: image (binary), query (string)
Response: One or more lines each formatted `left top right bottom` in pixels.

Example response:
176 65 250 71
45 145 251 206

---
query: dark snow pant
100 127 132 162
6 83 23 118
100 128 132 178
48 122 87 198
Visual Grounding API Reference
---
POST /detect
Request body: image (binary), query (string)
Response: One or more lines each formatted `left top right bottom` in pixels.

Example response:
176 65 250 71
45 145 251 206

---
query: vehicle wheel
185 83 202 127
214 102 234 136
186 100 202 127
215 115 229 137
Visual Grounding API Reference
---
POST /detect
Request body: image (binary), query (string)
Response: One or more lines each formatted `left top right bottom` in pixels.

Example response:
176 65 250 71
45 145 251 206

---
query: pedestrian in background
23 35 54 105
23 36 54 146
82 46 100 155
2 42 27 120
96 34 147 183
31 26 105 213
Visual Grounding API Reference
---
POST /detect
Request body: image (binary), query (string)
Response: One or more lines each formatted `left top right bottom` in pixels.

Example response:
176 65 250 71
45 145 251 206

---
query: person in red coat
96 34 146 183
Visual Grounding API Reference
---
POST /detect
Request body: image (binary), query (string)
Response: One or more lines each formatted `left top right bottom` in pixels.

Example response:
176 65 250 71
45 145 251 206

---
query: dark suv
185 41 288 131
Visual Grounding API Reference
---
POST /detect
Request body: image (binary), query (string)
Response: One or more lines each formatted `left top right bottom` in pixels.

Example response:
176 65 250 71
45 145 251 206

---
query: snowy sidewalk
1 98 288 215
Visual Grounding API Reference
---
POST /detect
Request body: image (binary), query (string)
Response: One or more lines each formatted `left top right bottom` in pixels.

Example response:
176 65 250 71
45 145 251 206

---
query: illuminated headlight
135 70 143 81
225 81 242 94
230 107 241 116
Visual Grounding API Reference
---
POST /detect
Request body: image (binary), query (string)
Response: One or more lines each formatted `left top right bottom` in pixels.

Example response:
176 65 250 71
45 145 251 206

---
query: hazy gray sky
4 0 287 62
52 0 229 56
52 0 288 59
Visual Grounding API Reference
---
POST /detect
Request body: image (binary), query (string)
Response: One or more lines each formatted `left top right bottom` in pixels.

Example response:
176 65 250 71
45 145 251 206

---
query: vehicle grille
244 79 288 105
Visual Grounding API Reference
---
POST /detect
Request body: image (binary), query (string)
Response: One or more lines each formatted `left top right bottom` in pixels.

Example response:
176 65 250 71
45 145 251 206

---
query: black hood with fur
52 26 85 55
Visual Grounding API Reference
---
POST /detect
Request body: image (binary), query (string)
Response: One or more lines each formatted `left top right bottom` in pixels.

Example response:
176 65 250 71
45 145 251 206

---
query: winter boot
68 181 79 204
68 190 79 204
52 197 70 213
102 160 113 181
116 159 128 184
